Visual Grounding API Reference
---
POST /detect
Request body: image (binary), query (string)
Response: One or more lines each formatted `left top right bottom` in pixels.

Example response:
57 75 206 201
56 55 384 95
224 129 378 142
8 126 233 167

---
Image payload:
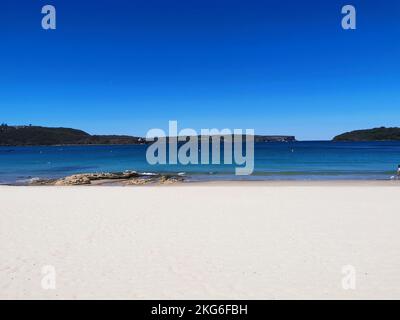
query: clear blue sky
1 0 399 140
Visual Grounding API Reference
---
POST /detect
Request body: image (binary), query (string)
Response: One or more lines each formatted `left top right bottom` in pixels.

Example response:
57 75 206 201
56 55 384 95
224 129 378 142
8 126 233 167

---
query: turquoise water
0 141 400 184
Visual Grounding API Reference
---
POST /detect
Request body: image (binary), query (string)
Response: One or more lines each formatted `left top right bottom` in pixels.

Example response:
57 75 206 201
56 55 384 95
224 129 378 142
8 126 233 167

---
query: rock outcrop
30 171 184 186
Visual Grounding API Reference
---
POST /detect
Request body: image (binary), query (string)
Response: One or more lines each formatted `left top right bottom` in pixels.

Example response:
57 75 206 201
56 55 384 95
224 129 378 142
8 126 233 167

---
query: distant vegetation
0 125 144 146
333 127 400 141
0 124 296 146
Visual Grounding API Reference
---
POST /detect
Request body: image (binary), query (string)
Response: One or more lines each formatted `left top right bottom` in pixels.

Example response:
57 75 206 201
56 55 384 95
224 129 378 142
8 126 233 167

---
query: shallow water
1 141 400 184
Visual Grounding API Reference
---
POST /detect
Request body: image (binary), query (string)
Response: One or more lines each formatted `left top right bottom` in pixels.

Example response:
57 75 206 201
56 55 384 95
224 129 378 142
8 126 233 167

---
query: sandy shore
1 181 400 299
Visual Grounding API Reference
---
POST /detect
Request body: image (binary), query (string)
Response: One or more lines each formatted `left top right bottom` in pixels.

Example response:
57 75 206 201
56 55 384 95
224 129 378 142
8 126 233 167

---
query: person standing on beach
397 165 400 179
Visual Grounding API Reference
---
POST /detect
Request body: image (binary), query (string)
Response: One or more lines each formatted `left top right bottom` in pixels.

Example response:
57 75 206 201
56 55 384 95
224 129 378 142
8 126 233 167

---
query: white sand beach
1 181 400 299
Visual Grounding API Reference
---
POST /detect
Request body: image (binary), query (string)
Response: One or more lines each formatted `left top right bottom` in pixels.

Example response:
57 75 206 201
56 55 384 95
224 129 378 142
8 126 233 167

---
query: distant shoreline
0 125 296 146
2 140 400 148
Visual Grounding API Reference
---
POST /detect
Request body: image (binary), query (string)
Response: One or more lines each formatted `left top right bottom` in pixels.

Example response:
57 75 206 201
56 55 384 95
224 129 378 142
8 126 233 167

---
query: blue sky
1 0 399 140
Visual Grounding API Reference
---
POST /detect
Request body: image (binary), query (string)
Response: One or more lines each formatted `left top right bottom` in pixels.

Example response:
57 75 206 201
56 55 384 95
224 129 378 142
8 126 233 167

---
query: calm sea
1 141 400 184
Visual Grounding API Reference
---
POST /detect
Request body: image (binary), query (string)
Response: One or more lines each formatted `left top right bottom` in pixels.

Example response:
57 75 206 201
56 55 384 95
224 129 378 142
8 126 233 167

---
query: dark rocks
29 171 184 186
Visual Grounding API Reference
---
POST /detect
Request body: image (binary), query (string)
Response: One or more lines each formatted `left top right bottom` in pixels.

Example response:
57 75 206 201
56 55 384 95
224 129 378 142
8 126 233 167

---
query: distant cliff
254 135 296 142
0 124 296 146
333 127 400 141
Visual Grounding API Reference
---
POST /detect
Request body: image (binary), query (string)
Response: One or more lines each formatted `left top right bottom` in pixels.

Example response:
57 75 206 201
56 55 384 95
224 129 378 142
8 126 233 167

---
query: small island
333 127 400 142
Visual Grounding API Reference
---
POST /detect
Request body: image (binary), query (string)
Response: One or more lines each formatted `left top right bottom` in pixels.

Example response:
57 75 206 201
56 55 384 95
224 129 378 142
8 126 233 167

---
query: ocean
1 141 400 184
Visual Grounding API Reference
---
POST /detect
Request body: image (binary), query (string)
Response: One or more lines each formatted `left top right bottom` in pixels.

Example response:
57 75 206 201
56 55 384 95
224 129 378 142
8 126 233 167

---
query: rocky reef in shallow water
30 171 184 186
